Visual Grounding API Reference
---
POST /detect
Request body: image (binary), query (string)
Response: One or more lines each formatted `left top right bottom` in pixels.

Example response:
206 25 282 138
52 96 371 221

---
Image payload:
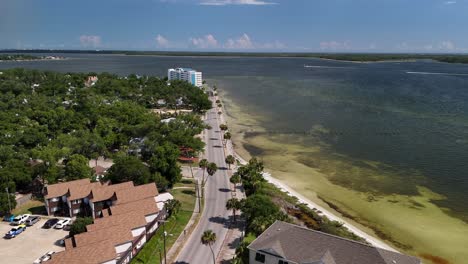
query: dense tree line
0 68 211 213
2 51 468 64
0 54 42 61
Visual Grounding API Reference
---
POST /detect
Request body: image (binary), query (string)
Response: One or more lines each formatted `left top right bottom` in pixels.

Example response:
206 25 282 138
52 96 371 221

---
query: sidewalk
165 174 202 263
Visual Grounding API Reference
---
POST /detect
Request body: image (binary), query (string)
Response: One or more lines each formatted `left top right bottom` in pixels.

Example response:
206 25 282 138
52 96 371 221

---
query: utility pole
197 178 202 213
5 187 12 213
163 222 167 264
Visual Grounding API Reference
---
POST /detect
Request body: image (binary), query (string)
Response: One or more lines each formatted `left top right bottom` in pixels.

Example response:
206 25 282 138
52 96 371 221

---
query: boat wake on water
406 71 468 76
304 65 355 69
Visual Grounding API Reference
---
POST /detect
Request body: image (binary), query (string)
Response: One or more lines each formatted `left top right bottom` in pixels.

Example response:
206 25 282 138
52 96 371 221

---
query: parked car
57 235 70 247
33 251 56 264
25 216 41 226
11 214 31 225
4 224 26 239
3 214 15 222
63 220 74 231
55 218 71 229
42 218 59 229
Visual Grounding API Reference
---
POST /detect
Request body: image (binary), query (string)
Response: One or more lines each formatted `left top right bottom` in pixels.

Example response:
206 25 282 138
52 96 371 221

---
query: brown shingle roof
48 239 116 264
110 197 159 216
86 210 148 232
90 181 134 202
68 182 102 201
115 183 158 204
248 221 421 264
45 179 91 199
73 224 134 248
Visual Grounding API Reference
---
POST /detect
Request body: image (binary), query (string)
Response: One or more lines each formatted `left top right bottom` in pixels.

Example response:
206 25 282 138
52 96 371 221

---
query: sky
1 0 467 53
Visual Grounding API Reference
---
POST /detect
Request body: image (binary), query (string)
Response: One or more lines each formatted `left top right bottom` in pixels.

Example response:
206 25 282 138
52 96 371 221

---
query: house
248 221 421 264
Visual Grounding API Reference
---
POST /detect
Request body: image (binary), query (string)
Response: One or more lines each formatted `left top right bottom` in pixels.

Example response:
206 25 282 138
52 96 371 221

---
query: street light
158 220 169 264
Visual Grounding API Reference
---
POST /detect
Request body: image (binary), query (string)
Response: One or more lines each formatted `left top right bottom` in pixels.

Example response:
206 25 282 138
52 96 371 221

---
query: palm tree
219 124 228 131
199 158 208 185
225 154 235 170
230 173 241 191
223 131 231 147
226 198 242 222
204 162 217 186
201 230 217 264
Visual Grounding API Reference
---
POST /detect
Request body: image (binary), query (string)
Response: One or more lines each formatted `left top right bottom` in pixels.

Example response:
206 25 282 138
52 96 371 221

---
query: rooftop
48 239 116 264
249 221 421 264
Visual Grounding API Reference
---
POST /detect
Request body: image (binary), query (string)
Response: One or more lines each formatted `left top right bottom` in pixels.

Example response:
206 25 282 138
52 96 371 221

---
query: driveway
0 218 67 264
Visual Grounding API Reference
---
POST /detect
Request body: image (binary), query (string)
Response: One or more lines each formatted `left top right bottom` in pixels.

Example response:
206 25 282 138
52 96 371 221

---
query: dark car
25 216 41 226
42 218 59 229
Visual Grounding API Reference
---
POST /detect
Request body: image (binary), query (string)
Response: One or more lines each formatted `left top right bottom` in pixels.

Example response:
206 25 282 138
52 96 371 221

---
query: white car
11 214 31 225
33 251 55 263
54 218 71 229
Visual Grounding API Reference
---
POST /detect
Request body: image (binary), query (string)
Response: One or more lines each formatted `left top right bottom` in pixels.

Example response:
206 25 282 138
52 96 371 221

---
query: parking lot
0 218 68 264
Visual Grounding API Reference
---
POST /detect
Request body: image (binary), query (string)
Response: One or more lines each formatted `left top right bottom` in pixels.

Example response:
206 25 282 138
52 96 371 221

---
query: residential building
167 67 203 87
46 179 173 264
248 221 421 264
43 179 165 219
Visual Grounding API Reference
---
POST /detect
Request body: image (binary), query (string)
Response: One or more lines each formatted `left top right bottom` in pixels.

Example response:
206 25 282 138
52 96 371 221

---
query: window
51 197 59 202
255 253 266 263
73 208 81 214
279 260 289 264
51 207 59 212
72 200 81 205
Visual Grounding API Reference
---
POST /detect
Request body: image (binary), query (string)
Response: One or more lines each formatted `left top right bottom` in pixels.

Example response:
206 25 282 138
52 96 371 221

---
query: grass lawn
12 200 47 215
131 181 196 264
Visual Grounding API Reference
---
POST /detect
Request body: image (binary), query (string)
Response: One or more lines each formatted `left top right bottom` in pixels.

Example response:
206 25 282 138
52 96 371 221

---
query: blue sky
1 0 467 52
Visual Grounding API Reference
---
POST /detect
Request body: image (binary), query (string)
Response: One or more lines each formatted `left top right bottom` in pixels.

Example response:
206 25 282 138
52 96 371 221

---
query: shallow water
2 54 468 263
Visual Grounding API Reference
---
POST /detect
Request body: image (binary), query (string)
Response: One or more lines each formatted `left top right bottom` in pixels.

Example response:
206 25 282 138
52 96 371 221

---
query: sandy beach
214 83 468 264
215 91 397 252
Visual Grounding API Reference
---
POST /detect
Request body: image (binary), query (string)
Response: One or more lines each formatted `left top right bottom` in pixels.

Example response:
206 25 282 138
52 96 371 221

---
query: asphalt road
175 97 231 264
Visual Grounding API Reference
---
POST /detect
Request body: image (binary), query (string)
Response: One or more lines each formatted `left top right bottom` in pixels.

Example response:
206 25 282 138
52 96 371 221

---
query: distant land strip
1 49 468 64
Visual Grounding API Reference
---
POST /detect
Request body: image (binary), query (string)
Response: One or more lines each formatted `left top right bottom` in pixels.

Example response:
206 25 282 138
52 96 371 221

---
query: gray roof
248 221 420 264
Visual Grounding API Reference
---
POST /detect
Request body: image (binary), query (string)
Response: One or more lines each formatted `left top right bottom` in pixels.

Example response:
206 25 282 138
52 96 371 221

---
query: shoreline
215 90 397 252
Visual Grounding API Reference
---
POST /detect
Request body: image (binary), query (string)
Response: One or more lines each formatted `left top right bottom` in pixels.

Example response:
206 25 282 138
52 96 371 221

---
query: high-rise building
168 68 203 87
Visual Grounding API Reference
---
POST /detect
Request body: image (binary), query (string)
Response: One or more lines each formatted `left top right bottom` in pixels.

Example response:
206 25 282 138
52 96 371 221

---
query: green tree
201 230 217 264
226 198 242 222
147 142 181 185
199 159 208 186
230 173 241 191
152 172 170 192
219 124 228 131
165 199 182 217
106 156 151 185
69 217 94 237
204 162 218 186
225 155 235 169
64 154 92 181
215 99 220 104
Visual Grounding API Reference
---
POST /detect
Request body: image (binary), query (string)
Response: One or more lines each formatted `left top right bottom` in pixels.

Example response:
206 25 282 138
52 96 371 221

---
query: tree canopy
0 68 211 199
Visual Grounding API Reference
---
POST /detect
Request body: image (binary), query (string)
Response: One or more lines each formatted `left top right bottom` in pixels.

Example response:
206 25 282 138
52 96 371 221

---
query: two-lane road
175 98 231 263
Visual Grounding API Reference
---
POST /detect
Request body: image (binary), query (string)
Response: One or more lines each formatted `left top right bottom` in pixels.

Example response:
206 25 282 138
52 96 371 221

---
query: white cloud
320 41 351 51
155 34 170 48
200 0 276 6
189 34 219 48
79 35 101 48
439 40 455 50
224 34 254 49
444 1 457 4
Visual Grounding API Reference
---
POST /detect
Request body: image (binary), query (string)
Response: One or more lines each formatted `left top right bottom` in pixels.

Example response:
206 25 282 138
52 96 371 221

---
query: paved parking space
0 218 68 264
